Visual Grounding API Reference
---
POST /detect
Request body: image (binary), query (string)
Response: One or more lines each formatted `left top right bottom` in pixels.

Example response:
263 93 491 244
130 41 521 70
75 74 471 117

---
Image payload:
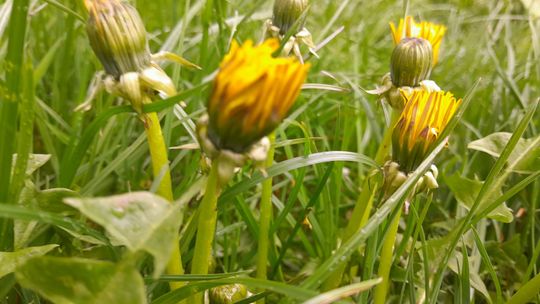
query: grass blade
152 277 317 304
0 0 30 251
301 139 448 289
219 151 377 204
507 272 540 304
304 278 382 304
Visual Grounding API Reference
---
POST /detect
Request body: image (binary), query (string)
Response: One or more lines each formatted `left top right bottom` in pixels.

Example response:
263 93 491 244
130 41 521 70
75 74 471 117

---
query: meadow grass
0 0 539 303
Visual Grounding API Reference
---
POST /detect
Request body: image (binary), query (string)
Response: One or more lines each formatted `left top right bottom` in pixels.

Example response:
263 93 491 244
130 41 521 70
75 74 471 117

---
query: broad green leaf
15 179 77 249
445 174 513 223
468 132 540 173
35 188 78 213
16 257 145 304
0 204 109 244
0 245 57 278
64 192 184 277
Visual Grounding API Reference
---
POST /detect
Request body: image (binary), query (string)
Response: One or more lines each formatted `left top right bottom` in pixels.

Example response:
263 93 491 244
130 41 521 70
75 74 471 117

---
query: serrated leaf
64 192 184 277
0 245 57 278
15 180 78 248
468 132 540 173
36 188 78 213
445 174 513 223
15 257 145 304
12 154 51 176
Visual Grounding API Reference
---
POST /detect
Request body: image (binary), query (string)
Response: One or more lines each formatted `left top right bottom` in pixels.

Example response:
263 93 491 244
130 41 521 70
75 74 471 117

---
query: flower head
390 16 446 65
85 0 151 78
206 39 310 153
392 88 461 172
83 0 201 116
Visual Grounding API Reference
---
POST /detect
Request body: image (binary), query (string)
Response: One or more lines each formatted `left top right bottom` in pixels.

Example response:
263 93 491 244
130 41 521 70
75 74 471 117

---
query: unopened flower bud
390 38 433 87
85 0 151 78
273 0 308 35
209 284 248 304
424 171 439 189
390 16 446 65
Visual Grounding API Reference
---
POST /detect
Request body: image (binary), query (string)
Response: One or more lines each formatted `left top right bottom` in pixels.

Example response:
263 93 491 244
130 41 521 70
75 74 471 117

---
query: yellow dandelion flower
392 88 461 172
207 39 310 153
390 16 446 65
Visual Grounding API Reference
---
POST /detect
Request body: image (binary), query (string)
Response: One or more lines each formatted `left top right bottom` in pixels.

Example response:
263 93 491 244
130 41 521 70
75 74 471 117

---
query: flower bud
206 39 309 153
209 284 248 304
382 161 408 198
390 37 433 87
392 88 461 172
85 0 151 78
272 0 308 35
390 16 446 65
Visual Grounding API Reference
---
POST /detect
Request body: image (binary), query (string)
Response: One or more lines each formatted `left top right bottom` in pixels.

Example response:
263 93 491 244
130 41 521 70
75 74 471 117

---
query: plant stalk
373 206 402 304
256 132 276 303
322 110 398 290
143 111 185 290
190 157 221 303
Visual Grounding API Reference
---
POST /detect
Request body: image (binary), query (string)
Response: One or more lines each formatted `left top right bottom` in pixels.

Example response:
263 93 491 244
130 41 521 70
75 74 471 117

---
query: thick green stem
190 158 221 303
322 111 398 290
374 110 399 165
143 111 185 290
256 133 276 303
322 178 379 290
144 112 174 201
373 207 402 304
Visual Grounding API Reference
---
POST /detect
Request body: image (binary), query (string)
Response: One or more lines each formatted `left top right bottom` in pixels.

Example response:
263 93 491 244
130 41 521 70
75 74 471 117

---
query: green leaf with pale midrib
16 257 145 304
445 174 513 223
65 192 184 278
0 245 57 279
468 132 540 174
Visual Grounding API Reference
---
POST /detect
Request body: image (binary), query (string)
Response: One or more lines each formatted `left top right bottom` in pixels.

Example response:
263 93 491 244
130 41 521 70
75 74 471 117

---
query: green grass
0 0 539 303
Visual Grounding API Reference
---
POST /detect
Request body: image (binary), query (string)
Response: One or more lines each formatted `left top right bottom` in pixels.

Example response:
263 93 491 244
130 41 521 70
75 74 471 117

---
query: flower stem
373 207 402 304
256 132 276 303
190 157 221 303
321 178 379 290
375 110 400 164
322 111 398 290
143 111 185 290
144 112 174 201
